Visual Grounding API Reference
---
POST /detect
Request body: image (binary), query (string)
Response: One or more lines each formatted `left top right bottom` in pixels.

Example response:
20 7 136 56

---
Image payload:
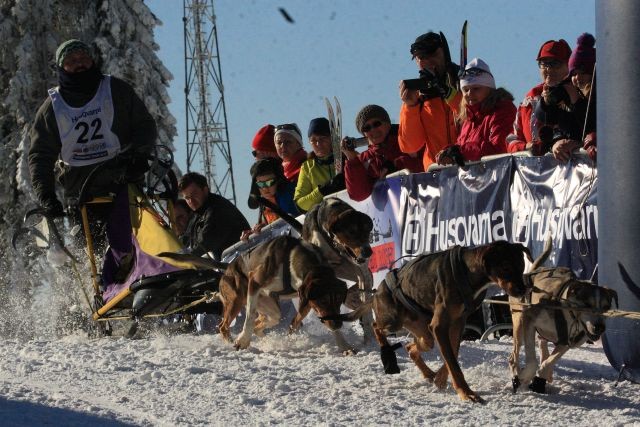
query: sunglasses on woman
256 179 276 188
362 120 383 133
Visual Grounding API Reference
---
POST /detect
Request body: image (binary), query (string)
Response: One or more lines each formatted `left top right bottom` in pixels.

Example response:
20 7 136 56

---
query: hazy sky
146 0 595 222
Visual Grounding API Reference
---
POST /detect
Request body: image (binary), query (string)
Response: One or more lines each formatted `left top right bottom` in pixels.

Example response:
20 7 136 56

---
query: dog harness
383 246 476 318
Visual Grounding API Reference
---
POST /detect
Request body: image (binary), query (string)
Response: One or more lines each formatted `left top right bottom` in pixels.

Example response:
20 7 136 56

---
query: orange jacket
398 91 462 171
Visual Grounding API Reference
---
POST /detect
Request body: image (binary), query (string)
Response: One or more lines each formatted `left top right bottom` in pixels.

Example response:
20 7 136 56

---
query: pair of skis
324 96 342 174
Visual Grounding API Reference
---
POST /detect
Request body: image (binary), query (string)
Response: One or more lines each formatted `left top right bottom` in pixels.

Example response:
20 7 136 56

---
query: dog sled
13 148 222 336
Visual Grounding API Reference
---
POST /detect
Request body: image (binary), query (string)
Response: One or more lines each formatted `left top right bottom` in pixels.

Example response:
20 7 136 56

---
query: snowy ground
1 316 639 427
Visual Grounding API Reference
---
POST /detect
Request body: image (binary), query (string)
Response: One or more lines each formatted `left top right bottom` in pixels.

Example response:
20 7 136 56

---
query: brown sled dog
509 241 618 393
162 235 355 353
339 241 531 402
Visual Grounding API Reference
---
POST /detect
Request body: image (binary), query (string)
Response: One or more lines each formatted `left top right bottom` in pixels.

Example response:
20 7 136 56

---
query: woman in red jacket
436 58 516 166
341 105 423 202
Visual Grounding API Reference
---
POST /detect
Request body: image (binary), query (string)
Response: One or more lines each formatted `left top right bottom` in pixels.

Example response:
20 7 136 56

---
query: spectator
398 31 462 171
29 39 156 217
436 58 516 165
251 124 279 160
241 158 299 240
341 105 422 201
294 118 345 212
274 123 307 182
536 33 597 162
507 39 572 153
179 172 250 259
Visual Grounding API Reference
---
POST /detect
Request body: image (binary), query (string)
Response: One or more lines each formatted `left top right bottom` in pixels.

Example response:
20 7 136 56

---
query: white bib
49 76 121 167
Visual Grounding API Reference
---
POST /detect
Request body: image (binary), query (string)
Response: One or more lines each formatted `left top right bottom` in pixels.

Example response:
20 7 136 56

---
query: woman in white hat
436 58 516 165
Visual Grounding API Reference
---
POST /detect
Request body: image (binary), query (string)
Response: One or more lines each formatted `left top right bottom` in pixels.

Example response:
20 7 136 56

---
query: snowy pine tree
0 0 176 337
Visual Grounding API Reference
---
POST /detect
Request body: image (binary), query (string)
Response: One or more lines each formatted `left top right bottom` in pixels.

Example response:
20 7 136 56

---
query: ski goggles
256 179 277 189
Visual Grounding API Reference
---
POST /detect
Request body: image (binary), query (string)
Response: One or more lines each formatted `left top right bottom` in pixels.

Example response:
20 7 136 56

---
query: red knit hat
569 33 596 75
537 39 572 62
251 124 276 153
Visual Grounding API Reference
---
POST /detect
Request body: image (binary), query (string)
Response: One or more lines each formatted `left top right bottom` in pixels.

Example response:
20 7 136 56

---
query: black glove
439 145 465 167
43 199 64 218
125 156 150 181
380 343 402 374
318 173 345 196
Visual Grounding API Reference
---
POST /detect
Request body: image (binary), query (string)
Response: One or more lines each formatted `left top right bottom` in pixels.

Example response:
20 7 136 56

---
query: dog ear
518 244 533 263
605 288 619 309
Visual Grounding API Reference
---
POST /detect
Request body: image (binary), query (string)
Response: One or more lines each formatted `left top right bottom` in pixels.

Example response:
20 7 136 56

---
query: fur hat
460 58 496 89
251 124 276 153
569 33 596 75
537 39 572 62
55 39 91 67
355 105 390 135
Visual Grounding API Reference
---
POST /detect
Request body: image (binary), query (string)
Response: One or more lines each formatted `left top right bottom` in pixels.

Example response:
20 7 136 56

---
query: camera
343 136 368 150
545 78 572 106
402 68 443 99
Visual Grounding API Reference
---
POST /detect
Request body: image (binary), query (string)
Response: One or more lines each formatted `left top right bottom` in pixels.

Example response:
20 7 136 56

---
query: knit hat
307 117 330 137
410 32 442 58
537 39 572 62
460 58 496 89
355 105 391 135
251 124 276 153
568 33 596 75
55 39 92 67
274 123 303 145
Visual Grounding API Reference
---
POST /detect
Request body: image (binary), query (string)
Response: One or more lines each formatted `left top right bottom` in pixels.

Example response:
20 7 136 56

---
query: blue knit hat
307 117 330 137
55 39 91 67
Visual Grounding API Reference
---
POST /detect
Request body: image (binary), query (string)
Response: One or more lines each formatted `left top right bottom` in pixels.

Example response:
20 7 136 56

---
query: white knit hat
460 58 496 89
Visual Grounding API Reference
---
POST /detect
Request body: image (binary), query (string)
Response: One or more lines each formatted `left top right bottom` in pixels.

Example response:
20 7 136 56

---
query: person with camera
398 31 462 171
436 58 516 166
294 118 345 212
29 39 156 218
506 39 572 154
274 123 308 183
534 33 597 162
341 105 423 201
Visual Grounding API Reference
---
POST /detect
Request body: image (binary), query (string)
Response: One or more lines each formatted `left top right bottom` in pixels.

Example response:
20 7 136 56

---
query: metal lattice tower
183 0 236 203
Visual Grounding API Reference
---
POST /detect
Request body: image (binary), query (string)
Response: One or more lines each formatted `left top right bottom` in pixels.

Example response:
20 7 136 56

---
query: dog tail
323 301 373 323
249 194 303 234
529 236 553 271
156 252 229 271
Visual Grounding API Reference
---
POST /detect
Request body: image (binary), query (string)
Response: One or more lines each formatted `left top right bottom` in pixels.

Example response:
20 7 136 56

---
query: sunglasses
538 60 563 70
275 123 300 133
256 179 276 188
362 120 383 133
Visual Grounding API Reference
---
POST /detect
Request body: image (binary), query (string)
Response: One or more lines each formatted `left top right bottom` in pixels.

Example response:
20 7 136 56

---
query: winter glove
42 198 65 218
380 342 402 374
125 156 150 181
318 173 346 196
436 145 465 167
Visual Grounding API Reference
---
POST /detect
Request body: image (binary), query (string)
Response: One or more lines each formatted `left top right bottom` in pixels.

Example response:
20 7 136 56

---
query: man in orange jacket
398 31 462 171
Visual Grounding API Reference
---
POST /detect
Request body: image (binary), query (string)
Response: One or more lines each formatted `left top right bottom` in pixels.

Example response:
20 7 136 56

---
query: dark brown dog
509 242 618 393
341 241 531 403
302 197 375 342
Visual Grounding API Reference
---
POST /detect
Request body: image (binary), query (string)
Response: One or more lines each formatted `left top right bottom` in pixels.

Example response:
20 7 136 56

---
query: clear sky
146 0 595 222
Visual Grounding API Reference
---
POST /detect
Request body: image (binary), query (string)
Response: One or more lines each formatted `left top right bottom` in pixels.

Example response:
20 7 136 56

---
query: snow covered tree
0 0 177 337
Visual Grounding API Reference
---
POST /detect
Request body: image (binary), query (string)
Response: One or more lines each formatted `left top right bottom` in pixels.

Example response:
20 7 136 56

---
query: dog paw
233 335 251 350
380 344 401 374
434 369 448 389
457 389 485 404
512 376 521 393
342 348 359 356
528 376 547 394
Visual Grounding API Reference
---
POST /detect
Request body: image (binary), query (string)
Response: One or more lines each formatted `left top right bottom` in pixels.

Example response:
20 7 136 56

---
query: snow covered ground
1 317 639 427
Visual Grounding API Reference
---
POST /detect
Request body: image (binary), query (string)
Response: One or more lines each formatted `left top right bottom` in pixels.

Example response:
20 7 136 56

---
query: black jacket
28 75 157 206
185 193 250 259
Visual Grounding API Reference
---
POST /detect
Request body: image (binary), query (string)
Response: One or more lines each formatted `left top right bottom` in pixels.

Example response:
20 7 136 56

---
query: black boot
380 343 402 374
512 376 521 393
529 376 547 393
